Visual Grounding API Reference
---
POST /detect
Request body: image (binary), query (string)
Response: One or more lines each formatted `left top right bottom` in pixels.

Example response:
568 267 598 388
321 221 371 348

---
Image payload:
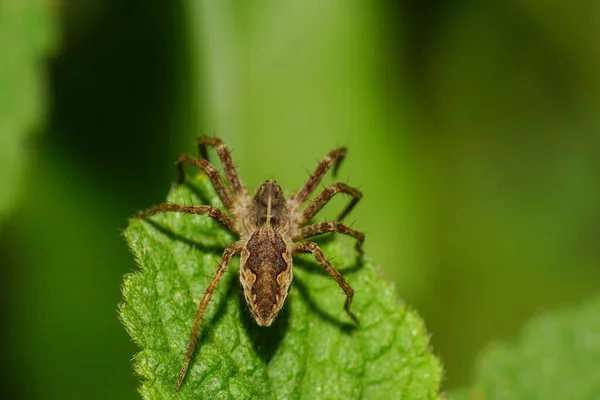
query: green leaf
120 174 443 399
0 1 58 220
453 296 600 400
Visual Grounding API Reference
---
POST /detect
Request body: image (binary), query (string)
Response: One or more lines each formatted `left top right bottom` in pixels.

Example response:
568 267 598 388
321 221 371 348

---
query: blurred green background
1 1 599 399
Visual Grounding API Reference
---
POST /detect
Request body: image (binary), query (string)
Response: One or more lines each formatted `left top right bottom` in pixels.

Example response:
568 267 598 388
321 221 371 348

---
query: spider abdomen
239 228 293 326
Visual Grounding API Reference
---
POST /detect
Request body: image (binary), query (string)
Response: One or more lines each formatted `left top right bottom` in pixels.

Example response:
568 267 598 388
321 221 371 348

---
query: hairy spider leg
292 241 358 324
175 240 244 391
295 221 364 255
197 136 245 198
292 147 347 206
176 154 236 211
298 182 362 224
133 204 237 233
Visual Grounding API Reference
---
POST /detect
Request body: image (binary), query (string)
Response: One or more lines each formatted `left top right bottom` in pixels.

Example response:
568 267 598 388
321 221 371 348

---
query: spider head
250 180 288 229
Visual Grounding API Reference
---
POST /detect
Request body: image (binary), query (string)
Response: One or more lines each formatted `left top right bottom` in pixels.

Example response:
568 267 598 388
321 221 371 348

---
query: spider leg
298 182 362 224
133 204 237 233
197 136 244 198
295 221 364 255
176 154 236 211
175 240 243 390
291 147 347 207
293 241 358 324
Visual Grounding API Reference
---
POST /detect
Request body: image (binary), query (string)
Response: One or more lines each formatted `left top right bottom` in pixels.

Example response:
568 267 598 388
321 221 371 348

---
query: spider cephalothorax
134 137 364 390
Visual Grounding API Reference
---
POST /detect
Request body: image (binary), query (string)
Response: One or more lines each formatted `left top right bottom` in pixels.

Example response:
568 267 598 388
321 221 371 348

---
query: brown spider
134 136 364 390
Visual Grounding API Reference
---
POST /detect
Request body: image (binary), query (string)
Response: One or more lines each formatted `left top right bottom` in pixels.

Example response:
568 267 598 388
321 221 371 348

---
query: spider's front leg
176 154 236 211
292 147 347 206
293 241 358 324
295 221 364 255
196 136 245 198
298 182 362 224
133 204 237 233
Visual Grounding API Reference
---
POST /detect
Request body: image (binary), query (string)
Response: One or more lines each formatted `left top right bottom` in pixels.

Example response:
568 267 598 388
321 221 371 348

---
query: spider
134 136 364 390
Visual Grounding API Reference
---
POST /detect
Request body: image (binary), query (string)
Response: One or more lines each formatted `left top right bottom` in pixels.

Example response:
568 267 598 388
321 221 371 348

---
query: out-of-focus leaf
453 296 600 399
0 1 58 220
